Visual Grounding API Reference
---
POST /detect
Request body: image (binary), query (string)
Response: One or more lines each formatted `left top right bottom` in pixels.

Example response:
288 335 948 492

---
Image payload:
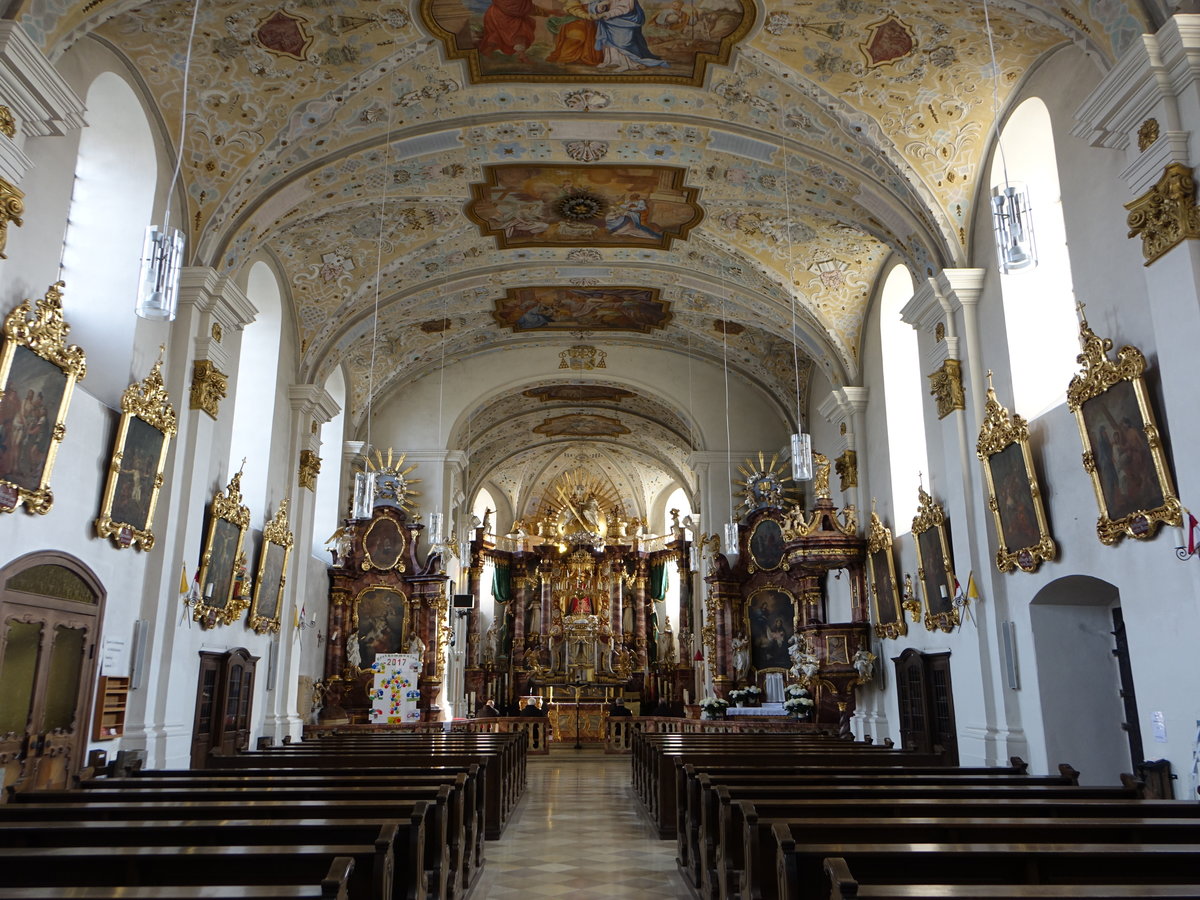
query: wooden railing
604 716 823 753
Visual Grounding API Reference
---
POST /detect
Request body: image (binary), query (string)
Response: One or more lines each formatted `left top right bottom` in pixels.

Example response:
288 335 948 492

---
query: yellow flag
966 571 981 601
178 564 189 595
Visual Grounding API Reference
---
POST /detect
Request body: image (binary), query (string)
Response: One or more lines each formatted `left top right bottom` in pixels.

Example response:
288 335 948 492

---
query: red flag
1189 512 1198 556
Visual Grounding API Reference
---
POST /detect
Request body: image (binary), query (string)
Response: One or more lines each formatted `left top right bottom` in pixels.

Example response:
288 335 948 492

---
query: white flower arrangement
782 696 814 713
726 688 750 704
745 684 762 696
784 683 810 699
698 696 730 710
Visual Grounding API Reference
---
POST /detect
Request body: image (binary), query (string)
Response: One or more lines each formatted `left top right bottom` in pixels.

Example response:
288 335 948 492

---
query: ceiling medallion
564 140 609 163
556 191 607 221
559 344 607 371
254 9 314 61
859 15 916 68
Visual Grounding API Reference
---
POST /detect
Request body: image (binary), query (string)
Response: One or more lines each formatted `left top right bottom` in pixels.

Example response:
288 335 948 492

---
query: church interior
3 0 1200 891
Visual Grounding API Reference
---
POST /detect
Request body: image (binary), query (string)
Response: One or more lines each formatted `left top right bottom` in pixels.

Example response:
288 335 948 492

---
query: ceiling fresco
17 0 1164 506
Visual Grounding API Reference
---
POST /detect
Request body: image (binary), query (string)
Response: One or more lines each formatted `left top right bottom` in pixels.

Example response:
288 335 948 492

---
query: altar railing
603 716 823 753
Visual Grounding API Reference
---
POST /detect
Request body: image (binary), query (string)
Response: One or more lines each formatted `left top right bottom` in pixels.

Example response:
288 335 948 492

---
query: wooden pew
772 836 1200 900
3 792 445 900
822 857 1200 900
0 845 391 899
0 856 356 900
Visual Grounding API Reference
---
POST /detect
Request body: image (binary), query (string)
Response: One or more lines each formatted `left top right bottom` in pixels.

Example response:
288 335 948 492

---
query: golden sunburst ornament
735 451 795 517
359 448 421 513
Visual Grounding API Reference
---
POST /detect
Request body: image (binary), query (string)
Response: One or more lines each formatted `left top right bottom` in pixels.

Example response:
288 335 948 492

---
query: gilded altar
547 702 609 743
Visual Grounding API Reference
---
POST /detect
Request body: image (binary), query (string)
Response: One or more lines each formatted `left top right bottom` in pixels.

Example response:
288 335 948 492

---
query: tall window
60 72 156 405
472 487 498 534
991 97 1077 418
312 367 346 557
660 485 692 635
230 261 282 524
879 263 928 533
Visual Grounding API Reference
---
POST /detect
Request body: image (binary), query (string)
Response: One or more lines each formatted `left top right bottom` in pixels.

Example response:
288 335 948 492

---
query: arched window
472 487 498 534
991 97 1077 418
660 485 692 640
879 263 928 533
312 367 346 558
229 261 283 524
60 72 157 406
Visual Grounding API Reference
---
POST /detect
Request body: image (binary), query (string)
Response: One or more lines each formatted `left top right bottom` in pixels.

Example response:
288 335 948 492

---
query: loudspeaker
129 618 150 690
1002 620 1020 690
453 593 475 610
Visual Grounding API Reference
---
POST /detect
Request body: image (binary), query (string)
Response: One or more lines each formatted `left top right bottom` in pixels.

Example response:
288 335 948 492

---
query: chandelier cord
720 259 734 526
161 0 201 239
983 0 1012 190
366 28 401 453
781 116 802 431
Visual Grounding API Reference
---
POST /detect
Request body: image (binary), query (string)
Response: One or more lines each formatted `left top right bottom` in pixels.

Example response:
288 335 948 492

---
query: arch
1028 575 1129 785
230 260 283 523
878 263 928 532
59 70 157 407
990 96 1078 419
312 366 347 558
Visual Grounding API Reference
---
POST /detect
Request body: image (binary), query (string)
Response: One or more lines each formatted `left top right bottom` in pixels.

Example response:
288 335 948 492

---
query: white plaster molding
179 267 256 374
1073 32 1168 153
936 268 986 310
0 22 86 139
288 384 340 425
0 134 31 185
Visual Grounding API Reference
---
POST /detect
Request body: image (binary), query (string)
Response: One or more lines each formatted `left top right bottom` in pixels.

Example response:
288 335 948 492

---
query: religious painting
532 413 630 437
0 284 86 515
1067 319 1180 544
195 470 252 629
746 587 794 672
494 286 670 333
867 511 905 640
976 380 1057 573
747 517 785 573
912 488 959 634
248 500 293 635
523 384 635 402
353 587 408 670
96 353 176 551
364 516 407 572
419 0 754 86
467 164 702 251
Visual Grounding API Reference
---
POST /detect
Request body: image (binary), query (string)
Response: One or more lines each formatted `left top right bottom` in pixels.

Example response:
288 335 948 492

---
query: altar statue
731 634 749 682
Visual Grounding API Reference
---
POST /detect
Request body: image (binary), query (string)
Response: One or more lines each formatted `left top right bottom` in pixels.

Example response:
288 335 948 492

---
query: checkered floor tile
468 750 691 898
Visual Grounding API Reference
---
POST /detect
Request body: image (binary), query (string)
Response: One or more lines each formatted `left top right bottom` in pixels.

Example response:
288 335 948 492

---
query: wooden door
190 648 258 769
0 556 103 793
893 648 958 764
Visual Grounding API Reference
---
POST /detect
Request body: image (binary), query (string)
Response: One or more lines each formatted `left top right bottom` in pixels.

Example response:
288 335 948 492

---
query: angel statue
788 634 820 684
852 646 877 684
731 634 750 682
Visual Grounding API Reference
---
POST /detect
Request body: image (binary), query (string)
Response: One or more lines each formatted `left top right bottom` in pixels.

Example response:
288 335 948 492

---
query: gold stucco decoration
0 177 25 260
928 358 965 419
1137 117 1159 153
189 359 228 419
835 449 857 491
298 448 321 490
0 105 15 139
1125 162 1200 265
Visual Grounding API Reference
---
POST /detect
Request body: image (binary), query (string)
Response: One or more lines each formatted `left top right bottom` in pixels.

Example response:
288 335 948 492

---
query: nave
471 752 687 900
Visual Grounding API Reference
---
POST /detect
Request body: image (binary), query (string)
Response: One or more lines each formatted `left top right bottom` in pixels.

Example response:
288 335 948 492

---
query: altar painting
353 587 408 670
747 588 794 672
468 164 701 250
420 0 754 86
494 286 670 333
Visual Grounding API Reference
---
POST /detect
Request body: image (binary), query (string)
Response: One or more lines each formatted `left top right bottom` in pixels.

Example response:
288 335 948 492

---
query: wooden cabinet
190 648 257 768
92 676 129 741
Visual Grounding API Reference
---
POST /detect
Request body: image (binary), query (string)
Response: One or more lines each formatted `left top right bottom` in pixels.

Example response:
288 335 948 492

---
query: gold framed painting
248 498 293 635
1067 316 1180 544
912 487 959 633
96 350 176 549
745 586 795 672
867 510 906 640
195 468 252 628
0 282 87 515
976 379 1056 572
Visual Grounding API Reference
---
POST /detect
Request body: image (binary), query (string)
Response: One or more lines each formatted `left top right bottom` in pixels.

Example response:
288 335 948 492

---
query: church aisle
468 750 691 898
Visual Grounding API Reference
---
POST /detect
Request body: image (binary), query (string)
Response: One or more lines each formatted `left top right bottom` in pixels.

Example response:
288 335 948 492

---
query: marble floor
468 749 691 899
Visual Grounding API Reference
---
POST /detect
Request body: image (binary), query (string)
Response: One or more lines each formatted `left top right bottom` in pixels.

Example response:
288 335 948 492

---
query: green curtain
491 561 512 657
649 561 668 602
491 560 512 603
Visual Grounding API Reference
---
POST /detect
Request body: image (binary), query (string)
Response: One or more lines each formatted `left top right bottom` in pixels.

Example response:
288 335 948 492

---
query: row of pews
0 731 526 900
632 731 1200 900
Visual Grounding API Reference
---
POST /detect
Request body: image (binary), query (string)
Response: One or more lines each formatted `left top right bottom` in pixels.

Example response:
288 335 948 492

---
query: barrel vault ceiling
19 0 1163 510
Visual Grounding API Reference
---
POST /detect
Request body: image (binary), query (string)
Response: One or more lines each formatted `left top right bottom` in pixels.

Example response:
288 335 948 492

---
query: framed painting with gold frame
867 510 905 640
912 487 960 633
351 586 409 671
248 499 293 634
745 586 795 672
747 516 787 574
1067 316 1180 544
363 515 407 572
976 379 1056 572
0 283 87 515
195 469 252 628
96 350 176 550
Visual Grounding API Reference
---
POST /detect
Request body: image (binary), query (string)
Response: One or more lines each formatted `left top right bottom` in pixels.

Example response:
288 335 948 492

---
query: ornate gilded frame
195 469 252 628
0 282 86 514
248 499 293 634
1067 316 1180 544
363 515 407 572
976 379 1056 572
96 350 176 549
349 585 410 673
912 487 960 633
867 510 906 639
747 516 788 574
